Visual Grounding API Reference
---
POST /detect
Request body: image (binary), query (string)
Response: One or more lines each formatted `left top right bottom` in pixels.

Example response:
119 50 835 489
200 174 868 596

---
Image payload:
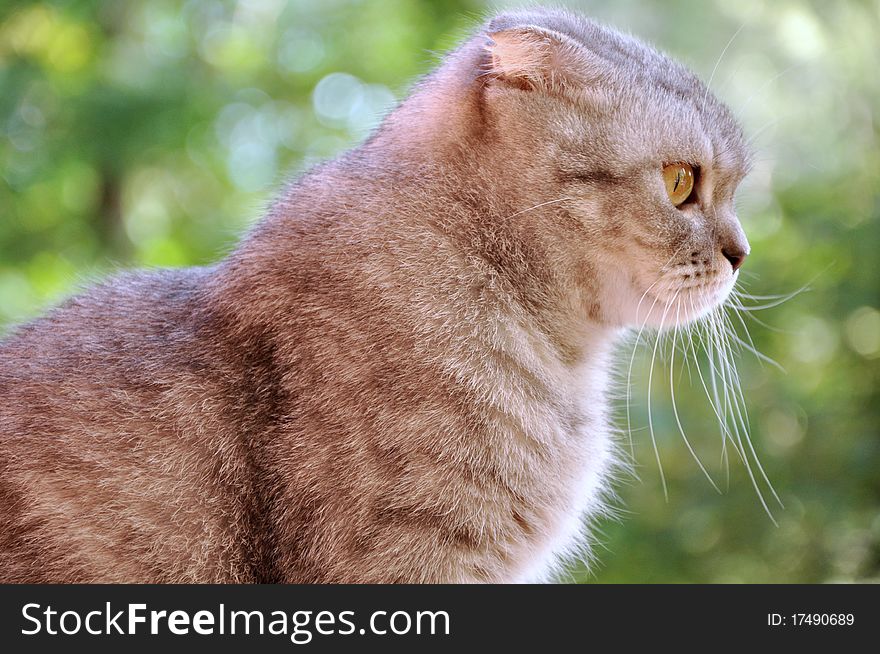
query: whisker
736 61 806 118
699 298 781 524
702 21 746 114
738 310 786 333
646 289 681 501
669 297 720 492
716 308 784 510
624 244 692 457
504 197 574 220
726 286 786 372
685 297 732 472
626 288 665 457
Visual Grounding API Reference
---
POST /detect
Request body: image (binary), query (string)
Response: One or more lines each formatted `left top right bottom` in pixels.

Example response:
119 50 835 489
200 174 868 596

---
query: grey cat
0 8 750 583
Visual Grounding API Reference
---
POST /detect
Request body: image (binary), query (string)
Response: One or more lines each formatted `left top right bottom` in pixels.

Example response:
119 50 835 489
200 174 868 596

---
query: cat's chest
515 418 613 582
486 362 615 583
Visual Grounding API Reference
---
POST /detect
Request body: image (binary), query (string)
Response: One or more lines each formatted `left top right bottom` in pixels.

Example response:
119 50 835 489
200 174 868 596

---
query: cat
0 7 750 583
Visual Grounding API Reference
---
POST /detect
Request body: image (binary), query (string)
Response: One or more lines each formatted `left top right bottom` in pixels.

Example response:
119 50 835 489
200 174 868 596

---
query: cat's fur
0 8 750 583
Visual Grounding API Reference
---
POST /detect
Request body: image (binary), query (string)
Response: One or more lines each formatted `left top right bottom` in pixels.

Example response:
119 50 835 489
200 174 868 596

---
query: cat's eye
662 162 695 207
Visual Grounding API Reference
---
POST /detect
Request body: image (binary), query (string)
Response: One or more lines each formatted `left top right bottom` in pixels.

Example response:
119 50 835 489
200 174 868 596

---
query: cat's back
0 268 260 582
0 268 214 428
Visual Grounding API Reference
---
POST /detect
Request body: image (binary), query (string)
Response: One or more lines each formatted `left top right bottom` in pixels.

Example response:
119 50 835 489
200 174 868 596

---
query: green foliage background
1 0 877 582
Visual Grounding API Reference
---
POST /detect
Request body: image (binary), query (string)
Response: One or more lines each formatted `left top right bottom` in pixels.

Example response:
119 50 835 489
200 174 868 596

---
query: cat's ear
482 26 594 93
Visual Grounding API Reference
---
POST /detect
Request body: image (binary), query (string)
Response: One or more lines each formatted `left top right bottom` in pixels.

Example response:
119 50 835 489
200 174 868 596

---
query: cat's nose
716 213 750 272
721 245 748 272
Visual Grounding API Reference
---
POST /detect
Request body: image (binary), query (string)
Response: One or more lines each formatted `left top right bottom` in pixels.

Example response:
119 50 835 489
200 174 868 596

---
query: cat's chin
666 276 736 326
630 275 735 329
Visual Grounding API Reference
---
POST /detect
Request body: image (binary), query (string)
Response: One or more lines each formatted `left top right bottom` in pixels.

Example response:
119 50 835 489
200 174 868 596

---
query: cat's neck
222 159 614 362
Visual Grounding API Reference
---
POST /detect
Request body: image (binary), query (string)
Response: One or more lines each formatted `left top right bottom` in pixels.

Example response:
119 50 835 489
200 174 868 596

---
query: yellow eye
662 162 695 206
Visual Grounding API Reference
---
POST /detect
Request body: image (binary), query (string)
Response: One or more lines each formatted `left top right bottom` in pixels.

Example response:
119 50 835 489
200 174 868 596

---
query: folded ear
483 26 592 93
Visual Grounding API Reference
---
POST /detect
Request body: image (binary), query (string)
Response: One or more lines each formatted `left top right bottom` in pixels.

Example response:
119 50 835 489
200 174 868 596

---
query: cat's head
463 9 752 329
